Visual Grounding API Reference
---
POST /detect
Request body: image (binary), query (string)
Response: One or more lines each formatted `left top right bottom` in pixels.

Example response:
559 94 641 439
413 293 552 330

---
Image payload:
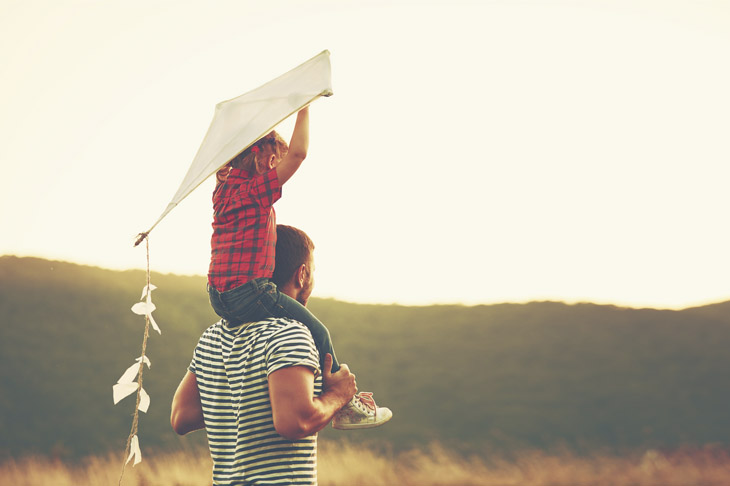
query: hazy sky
2 0 729 309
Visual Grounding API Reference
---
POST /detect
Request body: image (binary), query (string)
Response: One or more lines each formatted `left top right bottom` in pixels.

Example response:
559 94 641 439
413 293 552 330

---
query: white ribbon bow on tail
112 355 151 413
131 284 160 334
126 435 142 466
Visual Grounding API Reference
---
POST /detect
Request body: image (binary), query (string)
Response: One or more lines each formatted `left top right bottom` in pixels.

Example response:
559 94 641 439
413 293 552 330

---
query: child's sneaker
332 392 392 430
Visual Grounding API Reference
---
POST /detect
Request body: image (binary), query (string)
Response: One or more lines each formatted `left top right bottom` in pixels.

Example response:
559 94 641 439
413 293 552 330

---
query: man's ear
295 264 307 288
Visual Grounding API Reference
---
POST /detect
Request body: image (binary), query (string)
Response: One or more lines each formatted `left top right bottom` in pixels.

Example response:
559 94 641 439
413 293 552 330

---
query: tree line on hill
1 255 730 459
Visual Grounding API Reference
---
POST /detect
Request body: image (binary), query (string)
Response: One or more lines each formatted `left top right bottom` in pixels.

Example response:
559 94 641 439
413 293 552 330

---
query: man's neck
278 282 299 303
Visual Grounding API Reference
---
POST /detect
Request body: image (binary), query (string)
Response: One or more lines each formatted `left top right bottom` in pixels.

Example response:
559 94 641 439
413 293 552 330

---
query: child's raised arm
276 106 309 185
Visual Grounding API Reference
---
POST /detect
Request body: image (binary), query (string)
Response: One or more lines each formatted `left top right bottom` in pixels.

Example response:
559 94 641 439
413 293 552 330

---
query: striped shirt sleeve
266 321 321 377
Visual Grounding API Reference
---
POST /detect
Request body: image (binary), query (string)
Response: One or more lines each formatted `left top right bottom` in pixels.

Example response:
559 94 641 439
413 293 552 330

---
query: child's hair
230 131 289 174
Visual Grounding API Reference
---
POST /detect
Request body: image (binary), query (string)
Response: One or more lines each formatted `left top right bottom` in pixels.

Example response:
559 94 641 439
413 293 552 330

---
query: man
170 225 360 485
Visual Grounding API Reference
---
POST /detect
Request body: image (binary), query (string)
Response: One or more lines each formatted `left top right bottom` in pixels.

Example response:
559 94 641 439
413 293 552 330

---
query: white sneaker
332 392 393 430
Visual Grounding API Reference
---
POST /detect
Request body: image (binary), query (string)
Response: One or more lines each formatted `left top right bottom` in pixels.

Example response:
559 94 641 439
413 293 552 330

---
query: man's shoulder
264 316 310 330
263 318 320 375
211 317 313 341
261 317 314 341
198 320 224 340
197 318 314 347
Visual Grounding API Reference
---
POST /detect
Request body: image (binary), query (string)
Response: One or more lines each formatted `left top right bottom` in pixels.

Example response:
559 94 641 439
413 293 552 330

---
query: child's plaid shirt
208 167 281 292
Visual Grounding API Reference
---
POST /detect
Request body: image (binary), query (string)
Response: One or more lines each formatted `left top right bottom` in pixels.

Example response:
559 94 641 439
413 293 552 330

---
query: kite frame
135 50 332 246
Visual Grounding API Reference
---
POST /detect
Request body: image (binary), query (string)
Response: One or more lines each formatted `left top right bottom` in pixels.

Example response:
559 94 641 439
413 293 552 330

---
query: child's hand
216 165 231 184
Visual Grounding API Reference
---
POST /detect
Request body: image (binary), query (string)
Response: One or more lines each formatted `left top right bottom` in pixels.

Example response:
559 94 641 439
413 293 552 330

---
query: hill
1 256 730 459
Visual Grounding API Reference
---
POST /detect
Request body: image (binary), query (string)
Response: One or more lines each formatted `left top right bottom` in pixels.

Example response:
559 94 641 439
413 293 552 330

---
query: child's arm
216 164 231 187
276 106 309 185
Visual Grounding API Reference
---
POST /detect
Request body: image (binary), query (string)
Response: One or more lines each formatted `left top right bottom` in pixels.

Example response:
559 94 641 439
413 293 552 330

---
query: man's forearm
171 409 206 435
294 388 351 438
269 361 355 440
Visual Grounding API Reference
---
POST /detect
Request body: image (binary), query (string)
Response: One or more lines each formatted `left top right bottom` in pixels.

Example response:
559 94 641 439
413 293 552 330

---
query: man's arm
276 106 309 186
269 353 356 440
170 371 206 435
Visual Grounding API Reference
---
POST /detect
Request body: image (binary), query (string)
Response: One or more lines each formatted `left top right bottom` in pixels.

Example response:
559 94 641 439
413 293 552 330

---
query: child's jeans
208 277 340 373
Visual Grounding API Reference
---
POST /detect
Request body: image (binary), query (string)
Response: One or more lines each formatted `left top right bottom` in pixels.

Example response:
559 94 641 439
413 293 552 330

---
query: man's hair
272 225 315 287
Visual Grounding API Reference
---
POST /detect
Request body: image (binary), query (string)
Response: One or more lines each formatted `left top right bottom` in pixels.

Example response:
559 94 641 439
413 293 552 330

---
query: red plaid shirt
208 167 282 292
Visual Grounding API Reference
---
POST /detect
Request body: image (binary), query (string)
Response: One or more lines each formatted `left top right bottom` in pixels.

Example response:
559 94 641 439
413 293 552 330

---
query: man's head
272 225 315 306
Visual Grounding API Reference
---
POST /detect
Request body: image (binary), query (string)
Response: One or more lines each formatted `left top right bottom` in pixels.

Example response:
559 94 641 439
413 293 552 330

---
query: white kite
135 49 333 245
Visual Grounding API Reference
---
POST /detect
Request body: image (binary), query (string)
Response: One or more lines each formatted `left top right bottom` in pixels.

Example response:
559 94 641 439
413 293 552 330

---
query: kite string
118 236 152 486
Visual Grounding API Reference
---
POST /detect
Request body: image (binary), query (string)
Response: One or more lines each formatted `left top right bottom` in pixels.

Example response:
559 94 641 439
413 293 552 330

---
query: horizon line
2 253 728 312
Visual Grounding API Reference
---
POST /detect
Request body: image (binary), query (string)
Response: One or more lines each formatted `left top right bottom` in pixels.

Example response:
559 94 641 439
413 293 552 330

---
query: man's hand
322 353 357 403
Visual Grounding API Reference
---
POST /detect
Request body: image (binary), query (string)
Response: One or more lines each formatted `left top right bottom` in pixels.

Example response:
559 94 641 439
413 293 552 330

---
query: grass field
2 441 730 485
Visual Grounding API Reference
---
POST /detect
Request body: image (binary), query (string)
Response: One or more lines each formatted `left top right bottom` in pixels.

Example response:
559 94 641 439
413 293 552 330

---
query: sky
1 0 729 309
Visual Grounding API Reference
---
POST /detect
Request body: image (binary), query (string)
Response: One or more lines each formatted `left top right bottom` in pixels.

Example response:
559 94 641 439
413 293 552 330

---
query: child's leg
210 278 340 372
208 278 278 325
259 286 341 373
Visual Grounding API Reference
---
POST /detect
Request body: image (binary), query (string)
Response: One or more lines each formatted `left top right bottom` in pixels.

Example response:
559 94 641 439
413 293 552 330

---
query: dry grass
2 442 730 485
320 442 730 486
0 449 214 486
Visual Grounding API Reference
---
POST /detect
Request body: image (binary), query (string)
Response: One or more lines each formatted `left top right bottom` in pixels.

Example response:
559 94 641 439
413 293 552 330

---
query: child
207 107 391 429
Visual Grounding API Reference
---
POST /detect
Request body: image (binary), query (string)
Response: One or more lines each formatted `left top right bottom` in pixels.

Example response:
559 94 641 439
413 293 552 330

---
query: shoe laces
356 392 376 412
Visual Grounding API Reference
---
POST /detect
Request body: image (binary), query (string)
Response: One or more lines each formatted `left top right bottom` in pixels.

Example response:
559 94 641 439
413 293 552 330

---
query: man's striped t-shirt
189 317 322 485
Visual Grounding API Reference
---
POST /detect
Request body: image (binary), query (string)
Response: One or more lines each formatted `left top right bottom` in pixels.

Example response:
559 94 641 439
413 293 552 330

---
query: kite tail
119 236 154 485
